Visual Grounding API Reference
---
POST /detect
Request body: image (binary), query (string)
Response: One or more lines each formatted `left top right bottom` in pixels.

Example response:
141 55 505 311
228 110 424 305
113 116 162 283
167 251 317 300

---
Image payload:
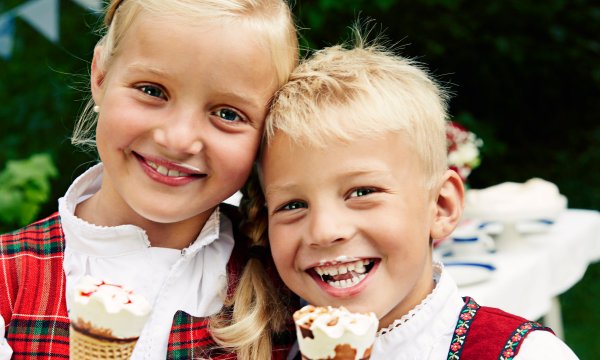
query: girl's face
262 131 462 329
90 14 279 228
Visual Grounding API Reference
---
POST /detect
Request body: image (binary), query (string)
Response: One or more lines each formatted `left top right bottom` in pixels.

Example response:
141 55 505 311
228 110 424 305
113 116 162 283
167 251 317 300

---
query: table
439 209 600 339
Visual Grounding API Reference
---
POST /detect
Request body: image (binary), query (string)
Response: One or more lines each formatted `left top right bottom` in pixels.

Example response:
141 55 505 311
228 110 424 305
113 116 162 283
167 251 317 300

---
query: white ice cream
294 305 378 360
69 275 152 340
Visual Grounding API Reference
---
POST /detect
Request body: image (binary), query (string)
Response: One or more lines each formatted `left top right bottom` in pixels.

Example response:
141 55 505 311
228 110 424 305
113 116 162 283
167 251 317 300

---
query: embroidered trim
447 297 479 360
498 321 547 360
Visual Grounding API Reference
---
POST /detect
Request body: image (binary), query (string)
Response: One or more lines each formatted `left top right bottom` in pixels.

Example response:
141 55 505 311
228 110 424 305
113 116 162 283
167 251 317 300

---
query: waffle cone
70 325 138 359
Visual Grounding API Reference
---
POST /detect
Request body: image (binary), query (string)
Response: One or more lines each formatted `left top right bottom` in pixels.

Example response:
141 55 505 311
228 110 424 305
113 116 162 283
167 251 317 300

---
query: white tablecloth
444 209 600 321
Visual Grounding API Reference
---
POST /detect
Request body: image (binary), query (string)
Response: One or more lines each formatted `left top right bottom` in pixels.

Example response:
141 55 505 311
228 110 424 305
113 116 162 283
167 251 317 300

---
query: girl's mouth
308 259 377 289
134 152 206 186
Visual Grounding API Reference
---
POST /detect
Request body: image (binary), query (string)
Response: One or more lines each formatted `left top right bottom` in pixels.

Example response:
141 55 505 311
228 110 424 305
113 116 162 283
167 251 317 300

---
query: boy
246 36 579 359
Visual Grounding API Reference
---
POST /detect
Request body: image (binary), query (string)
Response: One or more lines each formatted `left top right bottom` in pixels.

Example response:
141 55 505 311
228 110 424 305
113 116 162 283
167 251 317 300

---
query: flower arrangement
446 121 483 182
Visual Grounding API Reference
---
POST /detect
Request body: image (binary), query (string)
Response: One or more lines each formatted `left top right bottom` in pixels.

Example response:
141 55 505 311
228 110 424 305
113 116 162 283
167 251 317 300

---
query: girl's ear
91 46 106 105
430 170 465 240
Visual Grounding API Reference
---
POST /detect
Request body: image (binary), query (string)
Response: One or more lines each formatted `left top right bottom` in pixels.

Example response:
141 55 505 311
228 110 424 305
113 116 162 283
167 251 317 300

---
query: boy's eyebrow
264 183 298 197
264 169 392 196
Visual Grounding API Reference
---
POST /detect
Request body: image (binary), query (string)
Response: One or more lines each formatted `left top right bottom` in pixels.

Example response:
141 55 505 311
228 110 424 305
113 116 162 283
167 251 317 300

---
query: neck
75 190 215 250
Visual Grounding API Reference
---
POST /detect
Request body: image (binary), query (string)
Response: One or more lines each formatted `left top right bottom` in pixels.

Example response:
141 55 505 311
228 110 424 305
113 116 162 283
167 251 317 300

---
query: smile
311 259 376 289
146 160 191 177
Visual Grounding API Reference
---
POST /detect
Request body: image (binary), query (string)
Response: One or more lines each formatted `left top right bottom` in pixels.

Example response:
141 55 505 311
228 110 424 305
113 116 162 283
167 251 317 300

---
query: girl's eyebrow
126 64 169 77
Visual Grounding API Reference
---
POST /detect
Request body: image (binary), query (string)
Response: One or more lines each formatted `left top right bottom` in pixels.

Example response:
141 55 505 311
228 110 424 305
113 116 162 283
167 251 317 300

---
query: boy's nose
307 206 354 247
153 110 203 154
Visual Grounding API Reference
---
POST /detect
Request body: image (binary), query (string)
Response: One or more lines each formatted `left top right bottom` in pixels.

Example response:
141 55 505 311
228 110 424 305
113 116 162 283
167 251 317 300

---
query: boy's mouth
308 259 377 289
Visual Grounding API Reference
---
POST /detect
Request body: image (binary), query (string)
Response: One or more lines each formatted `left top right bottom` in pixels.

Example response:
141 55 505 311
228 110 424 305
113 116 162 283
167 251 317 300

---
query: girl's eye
279 200 307 211
213 107 245 123
349 188 376 198
138 85 166 99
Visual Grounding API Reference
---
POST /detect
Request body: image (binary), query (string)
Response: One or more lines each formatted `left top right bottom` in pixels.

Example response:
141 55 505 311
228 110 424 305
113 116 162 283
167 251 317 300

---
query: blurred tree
0 1 100 224
1 0 598 217
294 0 599 209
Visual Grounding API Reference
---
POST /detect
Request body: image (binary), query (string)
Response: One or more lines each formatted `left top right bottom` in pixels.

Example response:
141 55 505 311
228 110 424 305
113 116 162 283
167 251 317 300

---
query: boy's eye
279 200 307 211
138 85 166 99
213 107 245 122
349 188 376 198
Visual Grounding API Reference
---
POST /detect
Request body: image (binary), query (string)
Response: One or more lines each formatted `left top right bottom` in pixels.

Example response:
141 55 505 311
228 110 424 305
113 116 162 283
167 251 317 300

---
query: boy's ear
430 170 464 240
91 46 106 105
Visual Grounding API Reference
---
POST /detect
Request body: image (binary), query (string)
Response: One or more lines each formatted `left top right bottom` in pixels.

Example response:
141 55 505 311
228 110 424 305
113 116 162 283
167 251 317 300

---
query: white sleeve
0 315 13 359
514 331 579 360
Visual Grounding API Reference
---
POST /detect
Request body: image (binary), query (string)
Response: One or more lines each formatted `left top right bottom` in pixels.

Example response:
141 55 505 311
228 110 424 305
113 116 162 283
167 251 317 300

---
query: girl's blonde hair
72 1 298 359
264 31 450 188
72 0 298 151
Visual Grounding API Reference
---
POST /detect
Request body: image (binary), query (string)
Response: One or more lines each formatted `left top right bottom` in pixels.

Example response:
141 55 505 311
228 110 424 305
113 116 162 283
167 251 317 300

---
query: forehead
110 11 279 110
261 130 425 185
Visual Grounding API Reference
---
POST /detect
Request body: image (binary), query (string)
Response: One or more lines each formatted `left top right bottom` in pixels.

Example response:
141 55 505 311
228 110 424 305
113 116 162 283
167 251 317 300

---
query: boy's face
262 131 459 329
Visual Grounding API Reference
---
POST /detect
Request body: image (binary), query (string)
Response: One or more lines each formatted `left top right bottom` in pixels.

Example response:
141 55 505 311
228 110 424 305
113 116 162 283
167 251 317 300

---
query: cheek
268 226 295 265
213 134 260 169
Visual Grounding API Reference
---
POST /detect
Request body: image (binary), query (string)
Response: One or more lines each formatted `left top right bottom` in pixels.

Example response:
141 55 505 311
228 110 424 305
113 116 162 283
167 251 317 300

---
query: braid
210 166 288 359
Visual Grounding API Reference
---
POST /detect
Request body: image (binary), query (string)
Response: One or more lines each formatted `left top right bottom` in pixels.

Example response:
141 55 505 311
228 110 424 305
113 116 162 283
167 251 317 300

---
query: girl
0 0 298 359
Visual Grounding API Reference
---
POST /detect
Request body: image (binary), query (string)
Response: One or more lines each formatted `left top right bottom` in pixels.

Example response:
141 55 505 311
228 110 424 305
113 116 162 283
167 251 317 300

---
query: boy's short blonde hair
265 35 449 187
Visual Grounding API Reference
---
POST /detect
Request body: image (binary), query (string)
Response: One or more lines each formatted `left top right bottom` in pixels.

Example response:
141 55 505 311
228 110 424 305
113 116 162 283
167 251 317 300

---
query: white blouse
371 264 579 359
59 163 234 360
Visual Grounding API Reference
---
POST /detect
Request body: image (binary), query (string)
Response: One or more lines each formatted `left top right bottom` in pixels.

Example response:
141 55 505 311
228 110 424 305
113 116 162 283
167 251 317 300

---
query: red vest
447 297 554 360
1 210 295 359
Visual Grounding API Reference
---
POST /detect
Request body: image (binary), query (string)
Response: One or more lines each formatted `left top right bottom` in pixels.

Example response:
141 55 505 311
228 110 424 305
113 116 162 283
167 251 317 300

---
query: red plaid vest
446 297 554 360
1 208 295 359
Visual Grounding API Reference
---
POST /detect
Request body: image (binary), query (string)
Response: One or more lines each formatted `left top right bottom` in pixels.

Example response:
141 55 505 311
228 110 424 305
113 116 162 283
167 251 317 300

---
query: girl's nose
153 110 203 154
307 206 355 247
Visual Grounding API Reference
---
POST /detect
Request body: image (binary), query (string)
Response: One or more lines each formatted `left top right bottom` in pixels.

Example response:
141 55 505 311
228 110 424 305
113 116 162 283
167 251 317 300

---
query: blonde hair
72 0 298 151
71 1 298 359
264 31 450 188
211 167 292 359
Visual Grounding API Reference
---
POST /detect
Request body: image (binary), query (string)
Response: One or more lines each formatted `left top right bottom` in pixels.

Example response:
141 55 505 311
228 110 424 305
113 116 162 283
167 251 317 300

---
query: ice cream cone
68 276 152 359
70 325 137 359
294 305 378 360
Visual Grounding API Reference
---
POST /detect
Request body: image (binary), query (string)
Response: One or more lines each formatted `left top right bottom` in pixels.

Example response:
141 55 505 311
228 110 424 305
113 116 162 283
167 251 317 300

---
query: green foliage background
0 0 598 358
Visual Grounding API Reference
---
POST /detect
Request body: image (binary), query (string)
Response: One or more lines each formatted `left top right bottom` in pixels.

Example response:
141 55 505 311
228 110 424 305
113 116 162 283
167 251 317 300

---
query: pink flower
503 349 514 357
446 121 483 182
455 327 467 335
451 342 462 351
460 313 472 321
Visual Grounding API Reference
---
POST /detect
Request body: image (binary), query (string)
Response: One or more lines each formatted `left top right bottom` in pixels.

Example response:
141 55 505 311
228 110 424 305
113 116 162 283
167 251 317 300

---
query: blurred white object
464 178 567 222
451 232 496 257
223 191 242 206
463 178 567 249
444 261 496 286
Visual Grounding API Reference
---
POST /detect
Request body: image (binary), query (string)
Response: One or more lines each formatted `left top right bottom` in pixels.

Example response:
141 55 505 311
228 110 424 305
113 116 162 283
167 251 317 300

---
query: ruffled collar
58 163 220 257
373 262 464 355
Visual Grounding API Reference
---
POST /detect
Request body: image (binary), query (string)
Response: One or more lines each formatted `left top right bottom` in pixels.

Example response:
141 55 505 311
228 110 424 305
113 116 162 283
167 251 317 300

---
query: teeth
313 260 373 289
327 274 367 289
314 259 372 277
156 165 168 175
146 161 189 177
